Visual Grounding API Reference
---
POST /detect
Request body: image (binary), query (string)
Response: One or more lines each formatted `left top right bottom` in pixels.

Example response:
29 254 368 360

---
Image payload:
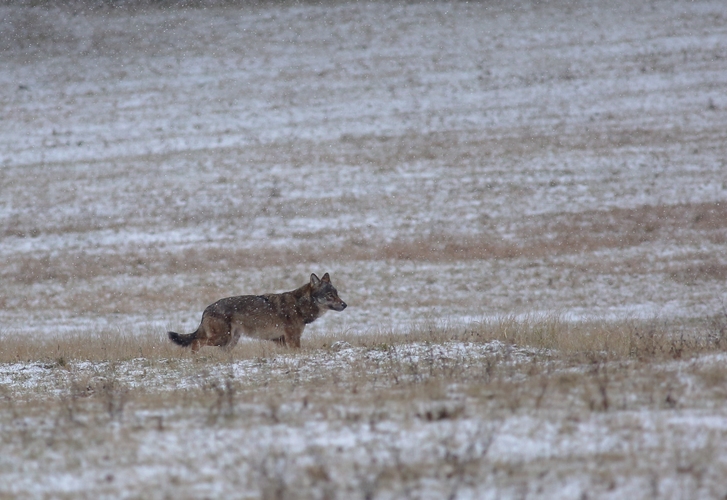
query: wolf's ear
321 273 331 283
310 273 321 286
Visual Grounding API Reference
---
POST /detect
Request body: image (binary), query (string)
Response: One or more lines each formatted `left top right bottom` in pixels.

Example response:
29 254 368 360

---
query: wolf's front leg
283 326 304 348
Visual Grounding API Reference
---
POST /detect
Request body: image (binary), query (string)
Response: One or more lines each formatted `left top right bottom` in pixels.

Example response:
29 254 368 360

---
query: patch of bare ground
382 200 727 262
530 201 727 251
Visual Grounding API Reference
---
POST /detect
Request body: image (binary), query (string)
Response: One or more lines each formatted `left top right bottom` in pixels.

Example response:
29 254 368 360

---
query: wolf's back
168 329 197 347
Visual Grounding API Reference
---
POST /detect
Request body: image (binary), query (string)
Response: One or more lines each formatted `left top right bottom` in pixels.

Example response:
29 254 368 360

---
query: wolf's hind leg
200 313 232 350
224 326 245 350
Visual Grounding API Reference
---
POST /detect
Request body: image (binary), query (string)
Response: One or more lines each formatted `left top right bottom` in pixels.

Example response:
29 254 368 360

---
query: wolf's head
310 273 347 312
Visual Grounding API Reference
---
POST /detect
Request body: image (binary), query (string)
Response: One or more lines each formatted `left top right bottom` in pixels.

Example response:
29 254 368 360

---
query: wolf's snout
339 301 347 310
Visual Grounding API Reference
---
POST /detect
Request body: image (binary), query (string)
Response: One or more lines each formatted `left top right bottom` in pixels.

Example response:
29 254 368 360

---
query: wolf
168 273 346 351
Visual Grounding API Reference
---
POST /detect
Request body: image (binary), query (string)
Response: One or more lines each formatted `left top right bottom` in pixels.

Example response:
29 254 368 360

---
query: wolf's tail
168 329 198 348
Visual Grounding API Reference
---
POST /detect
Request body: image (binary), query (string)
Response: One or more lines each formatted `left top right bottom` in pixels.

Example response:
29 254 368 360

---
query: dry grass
1 314 724 365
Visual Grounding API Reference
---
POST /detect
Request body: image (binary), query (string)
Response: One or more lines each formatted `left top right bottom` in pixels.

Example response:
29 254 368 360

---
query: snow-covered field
1 0 727 497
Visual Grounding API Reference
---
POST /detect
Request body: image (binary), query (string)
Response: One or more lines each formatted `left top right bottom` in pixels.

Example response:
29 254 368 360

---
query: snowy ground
3 329 727 499
2 0 726 336
1 0 727 497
